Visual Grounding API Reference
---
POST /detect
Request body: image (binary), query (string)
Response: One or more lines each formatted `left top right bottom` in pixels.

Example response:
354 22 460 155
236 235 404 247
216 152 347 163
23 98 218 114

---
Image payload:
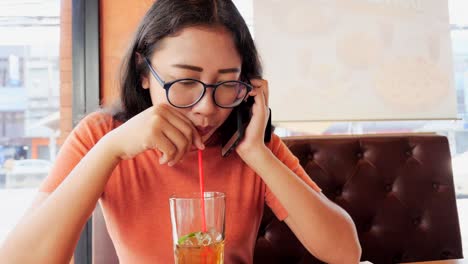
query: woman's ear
141 75 150 89
135 52 150 89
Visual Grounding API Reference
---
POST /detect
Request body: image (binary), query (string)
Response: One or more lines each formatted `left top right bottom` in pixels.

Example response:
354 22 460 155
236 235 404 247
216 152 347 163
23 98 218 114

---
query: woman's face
142 26 242 142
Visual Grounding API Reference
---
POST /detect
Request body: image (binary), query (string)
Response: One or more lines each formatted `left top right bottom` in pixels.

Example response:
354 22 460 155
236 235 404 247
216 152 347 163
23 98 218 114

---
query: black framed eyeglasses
143 57 252 108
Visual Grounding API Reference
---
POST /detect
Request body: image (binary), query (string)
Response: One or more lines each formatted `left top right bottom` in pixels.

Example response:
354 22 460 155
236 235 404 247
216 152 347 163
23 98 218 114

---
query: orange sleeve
264 134 322 221
38 111 114 193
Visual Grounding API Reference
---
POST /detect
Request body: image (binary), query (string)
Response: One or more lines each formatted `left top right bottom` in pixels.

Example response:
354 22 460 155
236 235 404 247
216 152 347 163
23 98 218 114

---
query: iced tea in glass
170 192 225 264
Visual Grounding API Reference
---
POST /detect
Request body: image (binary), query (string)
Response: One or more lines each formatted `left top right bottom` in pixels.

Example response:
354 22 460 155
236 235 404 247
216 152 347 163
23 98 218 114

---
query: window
0 0 71 244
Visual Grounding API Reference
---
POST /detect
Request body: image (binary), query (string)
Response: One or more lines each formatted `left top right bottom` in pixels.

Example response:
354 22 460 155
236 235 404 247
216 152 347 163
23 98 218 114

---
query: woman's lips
189 126 216 150
196 126 214 137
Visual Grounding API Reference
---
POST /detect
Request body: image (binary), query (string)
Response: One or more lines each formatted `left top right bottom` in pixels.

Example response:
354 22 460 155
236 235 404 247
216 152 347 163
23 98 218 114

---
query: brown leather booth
92 135 463 263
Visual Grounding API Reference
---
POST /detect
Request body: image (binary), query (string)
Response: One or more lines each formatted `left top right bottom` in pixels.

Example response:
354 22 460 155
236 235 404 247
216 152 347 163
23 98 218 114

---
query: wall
100 0 154 106
59 0 72 145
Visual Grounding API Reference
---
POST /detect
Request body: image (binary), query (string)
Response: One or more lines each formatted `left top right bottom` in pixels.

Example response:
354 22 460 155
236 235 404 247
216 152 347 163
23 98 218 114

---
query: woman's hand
235 78 270 158
106 104 204 165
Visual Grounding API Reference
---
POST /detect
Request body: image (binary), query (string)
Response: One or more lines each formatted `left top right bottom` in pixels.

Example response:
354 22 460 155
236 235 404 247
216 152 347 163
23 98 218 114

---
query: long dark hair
111 0 262 143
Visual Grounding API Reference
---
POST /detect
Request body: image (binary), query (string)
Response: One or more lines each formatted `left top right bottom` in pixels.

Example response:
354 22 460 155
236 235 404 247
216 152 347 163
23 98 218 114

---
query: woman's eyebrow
172 64 240 74
218 67 240 74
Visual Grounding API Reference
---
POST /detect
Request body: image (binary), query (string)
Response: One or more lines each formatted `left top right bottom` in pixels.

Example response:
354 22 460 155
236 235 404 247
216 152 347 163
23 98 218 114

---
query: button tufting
432 182 440 190
405 150 412 157
385 184 393 192
392 255 402 263
356 152 363 159
363 223 372 232
441 250 451 258
258 227 266 237
412 217 421 226
335 187 342 196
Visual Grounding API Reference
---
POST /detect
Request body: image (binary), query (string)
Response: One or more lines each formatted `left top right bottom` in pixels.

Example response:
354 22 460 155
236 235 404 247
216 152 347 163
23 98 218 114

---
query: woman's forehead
152 26 242 67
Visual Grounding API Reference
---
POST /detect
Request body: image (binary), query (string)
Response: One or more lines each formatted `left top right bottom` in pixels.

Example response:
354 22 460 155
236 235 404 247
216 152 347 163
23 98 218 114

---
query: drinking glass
169 192 225 264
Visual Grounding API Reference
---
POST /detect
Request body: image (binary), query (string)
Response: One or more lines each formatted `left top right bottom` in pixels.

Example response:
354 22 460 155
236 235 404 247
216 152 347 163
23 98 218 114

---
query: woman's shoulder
266 133 284 151
83 109 118 123
72 110 121 142
266 133 298 159
79 110 116 128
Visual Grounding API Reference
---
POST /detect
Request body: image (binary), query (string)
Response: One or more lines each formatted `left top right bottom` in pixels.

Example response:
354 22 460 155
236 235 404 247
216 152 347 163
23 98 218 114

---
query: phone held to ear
221 96 272 157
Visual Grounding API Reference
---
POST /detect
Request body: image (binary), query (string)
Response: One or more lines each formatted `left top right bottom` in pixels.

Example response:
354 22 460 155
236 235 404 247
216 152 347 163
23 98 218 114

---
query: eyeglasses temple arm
143 57 165 87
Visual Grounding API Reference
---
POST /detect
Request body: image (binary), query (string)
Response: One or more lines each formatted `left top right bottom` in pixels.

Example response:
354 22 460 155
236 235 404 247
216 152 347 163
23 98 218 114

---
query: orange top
39 112 321 264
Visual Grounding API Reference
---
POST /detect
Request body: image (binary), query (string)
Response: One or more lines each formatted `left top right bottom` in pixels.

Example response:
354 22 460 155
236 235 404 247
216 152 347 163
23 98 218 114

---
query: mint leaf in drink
178 231 201 245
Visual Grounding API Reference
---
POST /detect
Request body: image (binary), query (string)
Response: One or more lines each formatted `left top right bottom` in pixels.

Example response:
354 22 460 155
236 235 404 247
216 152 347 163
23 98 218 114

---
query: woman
0 0 361 263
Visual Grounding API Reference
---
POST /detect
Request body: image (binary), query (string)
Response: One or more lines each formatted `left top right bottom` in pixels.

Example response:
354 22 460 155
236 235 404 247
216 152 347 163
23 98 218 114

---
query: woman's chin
202 130 216 143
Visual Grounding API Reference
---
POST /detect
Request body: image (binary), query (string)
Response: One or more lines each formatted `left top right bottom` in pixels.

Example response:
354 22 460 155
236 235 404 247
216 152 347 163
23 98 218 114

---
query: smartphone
221 95 272 157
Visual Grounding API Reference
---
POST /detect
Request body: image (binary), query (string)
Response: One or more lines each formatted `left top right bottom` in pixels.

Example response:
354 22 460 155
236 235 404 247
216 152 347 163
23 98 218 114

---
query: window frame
72 0 100 263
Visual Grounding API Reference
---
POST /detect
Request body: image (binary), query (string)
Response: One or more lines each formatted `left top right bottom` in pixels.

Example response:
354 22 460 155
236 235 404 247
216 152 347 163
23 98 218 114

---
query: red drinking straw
198 150 207 232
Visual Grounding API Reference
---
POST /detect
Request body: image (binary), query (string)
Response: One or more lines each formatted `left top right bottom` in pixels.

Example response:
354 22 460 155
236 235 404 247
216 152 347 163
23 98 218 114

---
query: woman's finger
160 122 191 166
154 131 177 165
160 111 194 149
164 106 204 149
251 85 267 110
249 78 269 106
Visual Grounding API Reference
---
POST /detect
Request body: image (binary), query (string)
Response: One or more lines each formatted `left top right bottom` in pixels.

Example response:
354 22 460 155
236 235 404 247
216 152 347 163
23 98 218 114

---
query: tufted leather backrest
253 135 463 263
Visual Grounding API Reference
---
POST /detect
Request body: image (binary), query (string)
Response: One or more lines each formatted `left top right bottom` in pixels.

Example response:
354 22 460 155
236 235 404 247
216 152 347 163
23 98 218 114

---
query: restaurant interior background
0 0 467 260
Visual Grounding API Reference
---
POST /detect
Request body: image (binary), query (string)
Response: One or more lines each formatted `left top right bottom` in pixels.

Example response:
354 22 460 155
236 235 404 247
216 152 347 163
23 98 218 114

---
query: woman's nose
192 88 217 114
